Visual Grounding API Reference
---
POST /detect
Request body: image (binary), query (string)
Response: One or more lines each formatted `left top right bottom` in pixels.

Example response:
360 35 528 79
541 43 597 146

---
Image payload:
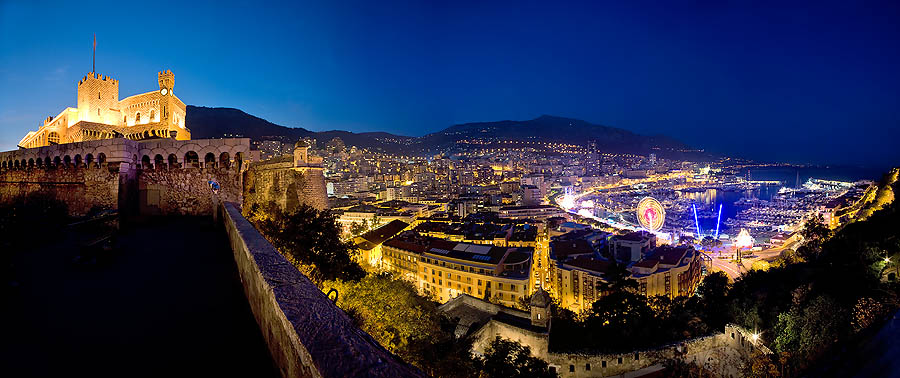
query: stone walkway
1 217 278 377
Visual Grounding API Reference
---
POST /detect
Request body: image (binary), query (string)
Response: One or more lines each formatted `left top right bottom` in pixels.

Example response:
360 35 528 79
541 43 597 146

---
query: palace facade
17 70 190 149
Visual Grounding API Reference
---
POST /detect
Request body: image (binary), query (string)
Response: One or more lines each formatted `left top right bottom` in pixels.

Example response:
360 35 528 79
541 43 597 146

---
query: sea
676 166 883 236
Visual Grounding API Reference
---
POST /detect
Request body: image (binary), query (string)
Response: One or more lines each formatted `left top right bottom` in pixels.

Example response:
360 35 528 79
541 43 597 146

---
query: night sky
1 1 898 170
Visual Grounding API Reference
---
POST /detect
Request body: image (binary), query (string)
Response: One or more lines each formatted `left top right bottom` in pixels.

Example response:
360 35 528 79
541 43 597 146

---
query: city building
499 204 566 221
18 70 190 148
354 219 410 269
381 231 534 307
612 231 657 263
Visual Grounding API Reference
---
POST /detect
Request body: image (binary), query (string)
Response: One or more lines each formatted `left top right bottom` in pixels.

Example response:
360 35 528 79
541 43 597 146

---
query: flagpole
92 34 96 73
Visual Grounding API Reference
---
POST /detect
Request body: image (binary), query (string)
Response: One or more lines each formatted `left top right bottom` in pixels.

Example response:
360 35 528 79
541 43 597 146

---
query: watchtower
158 70 175 93
530 287 552 328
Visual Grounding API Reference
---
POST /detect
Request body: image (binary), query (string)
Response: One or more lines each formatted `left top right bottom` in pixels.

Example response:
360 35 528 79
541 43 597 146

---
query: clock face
160 88 169 96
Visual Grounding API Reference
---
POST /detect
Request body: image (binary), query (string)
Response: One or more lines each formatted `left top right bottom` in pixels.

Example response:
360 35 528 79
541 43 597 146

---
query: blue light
693 203 701 237
715 203 723 239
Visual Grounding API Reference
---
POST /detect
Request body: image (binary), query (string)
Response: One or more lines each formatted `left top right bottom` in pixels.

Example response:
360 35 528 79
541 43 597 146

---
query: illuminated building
548 230 701 313
499 205 566 220
612 231 657 263
354 220 410 269
381 232 534 307
18 70 190 148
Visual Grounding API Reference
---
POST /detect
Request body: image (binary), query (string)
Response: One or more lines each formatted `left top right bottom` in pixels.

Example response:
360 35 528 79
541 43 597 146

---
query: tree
796 215 832 262
349 219 368 237
248 203 365 282
320 272 477 377
475 337 557 378
596 260 638 295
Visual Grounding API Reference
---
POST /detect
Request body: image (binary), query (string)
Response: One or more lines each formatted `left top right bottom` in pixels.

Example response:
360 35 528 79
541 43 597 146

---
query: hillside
186 106 706 158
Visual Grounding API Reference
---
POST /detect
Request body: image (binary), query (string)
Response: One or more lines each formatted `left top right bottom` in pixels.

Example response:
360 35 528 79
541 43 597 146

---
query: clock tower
158 70 174 95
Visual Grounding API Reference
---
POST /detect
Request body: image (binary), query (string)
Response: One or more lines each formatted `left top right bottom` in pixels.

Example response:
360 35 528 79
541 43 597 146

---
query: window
602 361 606 368
423 267 427 272
586 363 591 371
438 271 442 277
477 280 482 286
617 357 622 364
537 313 541 320
510 284 516 292
634 353 639 361
569 365 574 372
439 279 442 285
498 283 503 290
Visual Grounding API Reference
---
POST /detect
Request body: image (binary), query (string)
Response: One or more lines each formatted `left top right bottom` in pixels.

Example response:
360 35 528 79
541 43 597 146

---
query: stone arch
235 152 244 171
63 155 72 167
143 130 150 139
98 153 107 165
14 160 19 168
36 158 43 167
204 152 216 168
219 152 231 169
48 131 59 144
74 154 82 167
1 161 5 169
53 156 61 167
136 112 142 123
142 155 152 169
184 151 199 168
154 154 165 169
44 157 51 167
85 154 93 167
28 158 34 168
168 153 178 168
149 109 156 122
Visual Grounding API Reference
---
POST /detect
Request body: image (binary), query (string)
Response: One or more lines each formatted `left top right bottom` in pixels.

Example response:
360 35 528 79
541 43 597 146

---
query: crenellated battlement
79 72 119 86
158 70 174 90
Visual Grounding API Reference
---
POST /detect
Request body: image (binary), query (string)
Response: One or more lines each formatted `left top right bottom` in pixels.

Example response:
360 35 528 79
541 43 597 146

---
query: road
705 241 796 280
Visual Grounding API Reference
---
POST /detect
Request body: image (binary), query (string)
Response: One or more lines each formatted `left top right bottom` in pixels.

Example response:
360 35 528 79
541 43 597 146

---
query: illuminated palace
17 70 190 148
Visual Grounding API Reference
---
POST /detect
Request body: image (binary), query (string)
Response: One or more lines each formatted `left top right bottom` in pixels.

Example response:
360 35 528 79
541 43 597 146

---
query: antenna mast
92 34 96 73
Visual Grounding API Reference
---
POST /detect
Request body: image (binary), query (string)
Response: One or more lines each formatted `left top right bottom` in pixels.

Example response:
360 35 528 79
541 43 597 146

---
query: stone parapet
221 202 424 378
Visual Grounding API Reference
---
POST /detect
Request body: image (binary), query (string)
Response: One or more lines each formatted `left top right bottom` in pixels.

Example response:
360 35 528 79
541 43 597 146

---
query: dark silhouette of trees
247 203 365 282
475 337 557 378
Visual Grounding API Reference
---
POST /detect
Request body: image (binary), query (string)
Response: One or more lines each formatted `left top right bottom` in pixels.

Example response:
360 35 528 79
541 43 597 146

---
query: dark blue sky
1 1 898 170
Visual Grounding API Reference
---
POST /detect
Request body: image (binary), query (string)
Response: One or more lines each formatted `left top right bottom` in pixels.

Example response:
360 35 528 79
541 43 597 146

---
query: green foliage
796 215 832 262
774 295 848 371
349 219 368 237
550 272 721 352
321 273 443 363
475 337 557 378
247 203 365 282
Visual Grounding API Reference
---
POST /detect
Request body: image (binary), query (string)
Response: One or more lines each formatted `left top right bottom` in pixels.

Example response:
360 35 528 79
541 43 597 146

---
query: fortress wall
137 167 243 216
0 138 252 217
221 202 424 378
0 166 119 216
546 324 768 377
243 166 329 214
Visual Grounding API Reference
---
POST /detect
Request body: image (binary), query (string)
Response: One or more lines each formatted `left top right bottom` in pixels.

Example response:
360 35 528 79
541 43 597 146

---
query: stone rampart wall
0 165 119 216
243 166 328 213
138 167 242 216
0 138 252 217
221 202 423 378
547 324 770 377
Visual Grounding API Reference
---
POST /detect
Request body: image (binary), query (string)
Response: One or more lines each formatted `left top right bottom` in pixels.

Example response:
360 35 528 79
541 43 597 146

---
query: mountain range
185 105 707 159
